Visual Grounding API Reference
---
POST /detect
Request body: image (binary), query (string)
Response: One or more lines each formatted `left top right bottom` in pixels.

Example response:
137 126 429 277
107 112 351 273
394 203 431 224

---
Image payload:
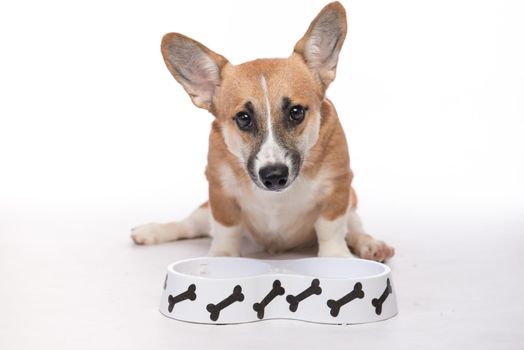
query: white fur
221 124 245 160
315 214 351 257
220 162 334 252
255 76 288 173
347 209 364 234
208 219 242 257
131 206 209 245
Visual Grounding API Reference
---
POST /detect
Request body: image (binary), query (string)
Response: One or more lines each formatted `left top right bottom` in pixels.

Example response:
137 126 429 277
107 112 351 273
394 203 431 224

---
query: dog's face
216 58 323 191
161 2 347 191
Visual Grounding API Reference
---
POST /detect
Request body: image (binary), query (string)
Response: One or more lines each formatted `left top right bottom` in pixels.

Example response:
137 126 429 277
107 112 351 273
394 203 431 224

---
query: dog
131 2 394 261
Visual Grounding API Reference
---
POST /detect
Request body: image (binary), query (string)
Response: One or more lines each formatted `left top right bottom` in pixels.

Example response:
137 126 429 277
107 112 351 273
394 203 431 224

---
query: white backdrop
1 0 523 220
1 1 523 349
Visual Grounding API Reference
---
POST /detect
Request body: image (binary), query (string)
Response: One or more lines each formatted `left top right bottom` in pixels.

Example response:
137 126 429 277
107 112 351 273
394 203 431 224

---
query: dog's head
161 2 347 192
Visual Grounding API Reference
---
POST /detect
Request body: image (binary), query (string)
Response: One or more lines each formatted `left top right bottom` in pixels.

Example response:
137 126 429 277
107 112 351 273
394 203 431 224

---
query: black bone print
327 282 364 317
253 280 285 319
286 279 322 312
167 284 197 313
371 278 392 315
206 285 244 321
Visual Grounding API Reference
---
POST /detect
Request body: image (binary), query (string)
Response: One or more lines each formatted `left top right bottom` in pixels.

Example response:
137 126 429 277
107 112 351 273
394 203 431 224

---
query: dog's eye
234 112 253 131
289 105 305 123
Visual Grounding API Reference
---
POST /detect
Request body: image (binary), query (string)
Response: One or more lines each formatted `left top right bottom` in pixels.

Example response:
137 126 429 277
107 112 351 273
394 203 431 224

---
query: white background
1 0 523 349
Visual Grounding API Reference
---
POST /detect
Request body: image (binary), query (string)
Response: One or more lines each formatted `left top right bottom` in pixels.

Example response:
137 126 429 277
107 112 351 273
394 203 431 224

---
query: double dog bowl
159 257 397 324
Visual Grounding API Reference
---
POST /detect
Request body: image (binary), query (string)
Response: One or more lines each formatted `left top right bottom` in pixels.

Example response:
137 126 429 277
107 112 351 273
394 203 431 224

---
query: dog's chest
237 177 327 249
219 164 332 249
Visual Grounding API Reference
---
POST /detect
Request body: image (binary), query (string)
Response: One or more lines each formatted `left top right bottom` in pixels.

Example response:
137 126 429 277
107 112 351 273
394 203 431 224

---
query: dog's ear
161 33 229 112
293 2 347 89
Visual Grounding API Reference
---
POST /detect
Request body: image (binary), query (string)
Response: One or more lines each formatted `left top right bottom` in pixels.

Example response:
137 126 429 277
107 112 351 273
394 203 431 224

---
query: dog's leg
131 203 210 245
206 184 243 256
314 215 352 257
345 209 395 261
208 219 242 257
315 176 352 257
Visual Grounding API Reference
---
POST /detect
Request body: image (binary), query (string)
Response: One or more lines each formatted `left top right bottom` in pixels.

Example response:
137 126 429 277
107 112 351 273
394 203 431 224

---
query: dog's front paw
318 243 353 258
208 246 241 257
355 239 395 262
131 223 175 245
208 242 241 257
318 250 353 258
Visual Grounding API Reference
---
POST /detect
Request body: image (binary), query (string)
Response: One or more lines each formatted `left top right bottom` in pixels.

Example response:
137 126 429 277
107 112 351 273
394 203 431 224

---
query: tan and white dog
131 2 394 261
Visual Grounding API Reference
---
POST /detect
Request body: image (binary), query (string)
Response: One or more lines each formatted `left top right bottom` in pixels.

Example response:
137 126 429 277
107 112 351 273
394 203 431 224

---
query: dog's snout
259 164 289 191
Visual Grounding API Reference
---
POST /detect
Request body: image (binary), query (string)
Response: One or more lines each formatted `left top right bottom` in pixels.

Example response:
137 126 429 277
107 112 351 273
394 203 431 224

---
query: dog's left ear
293 2 347 89
161 33 229 112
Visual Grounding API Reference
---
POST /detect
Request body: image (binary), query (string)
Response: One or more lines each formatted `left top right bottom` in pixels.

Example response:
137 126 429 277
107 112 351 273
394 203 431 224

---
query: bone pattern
167 284 197 313
286 279 322 312
206 285 245 321
165 277 394 321
326 282 365 317
371 278 392 315
252 280 285 319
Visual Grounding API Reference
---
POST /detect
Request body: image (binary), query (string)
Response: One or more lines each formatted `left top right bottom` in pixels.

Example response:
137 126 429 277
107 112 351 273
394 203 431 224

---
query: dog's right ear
293 2 347 90
161 33 229 112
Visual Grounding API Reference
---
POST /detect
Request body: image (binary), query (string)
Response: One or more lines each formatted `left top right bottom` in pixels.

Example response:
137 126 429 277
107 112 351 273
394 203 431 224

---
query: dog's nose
259 164 289 190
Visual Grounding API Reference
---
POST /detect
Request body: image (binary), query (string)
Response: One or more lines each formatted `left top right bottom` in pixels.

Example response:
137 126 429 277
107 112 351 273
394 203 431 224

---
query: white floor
1 202 523 350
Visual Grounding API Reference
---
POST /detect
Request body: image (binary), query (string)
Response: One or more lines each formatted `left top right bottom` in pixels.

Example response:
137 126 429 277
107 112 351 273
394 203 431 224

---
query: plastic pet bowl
159 257 397 324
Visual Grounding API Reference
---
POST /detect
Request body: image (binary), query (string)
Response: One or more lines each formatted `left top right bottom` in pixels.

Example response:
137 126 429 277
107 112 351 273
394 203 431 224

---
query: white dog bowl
159 257 397 324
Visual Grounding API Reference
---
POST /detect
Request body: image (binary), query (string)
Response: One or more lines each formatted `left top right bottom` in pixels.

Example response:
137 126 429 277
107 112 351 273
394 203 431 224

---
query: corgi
131 2 394 261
